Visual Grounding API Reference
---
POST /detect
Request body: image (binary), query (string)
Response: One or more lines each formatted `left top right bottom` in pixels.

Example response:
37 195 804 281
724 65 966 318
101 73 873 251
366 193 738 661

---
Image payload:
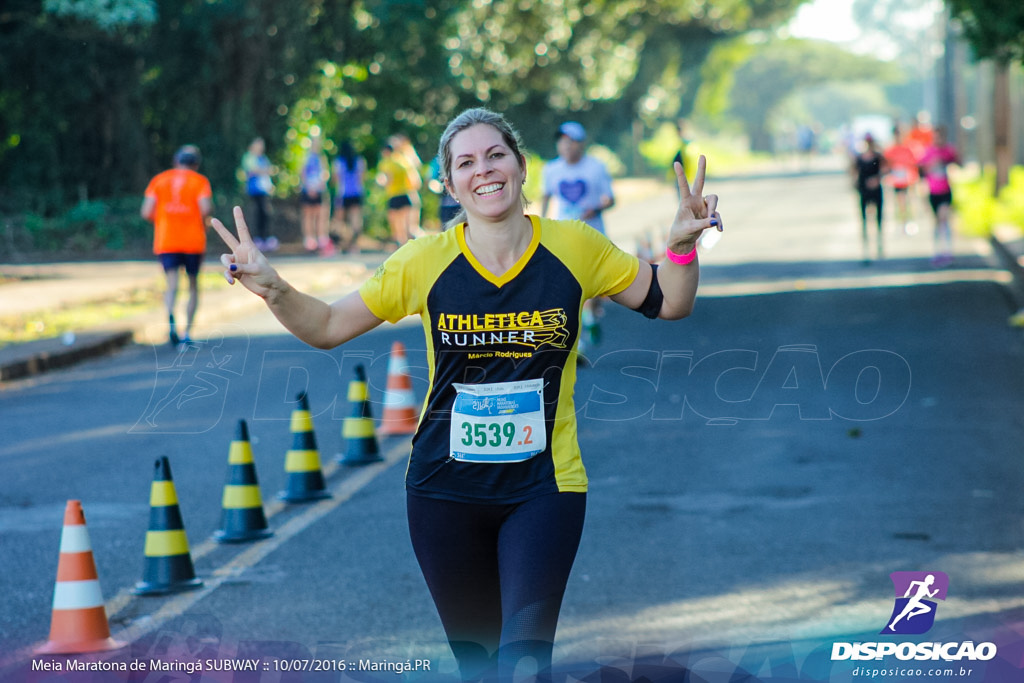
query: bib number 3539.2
449 379 546 463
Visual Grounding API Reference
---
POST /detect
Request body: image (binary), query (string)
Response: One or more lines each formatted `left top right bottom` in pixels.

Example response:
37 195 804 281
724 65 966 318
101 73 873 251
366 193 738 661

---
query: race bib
449 379 547 463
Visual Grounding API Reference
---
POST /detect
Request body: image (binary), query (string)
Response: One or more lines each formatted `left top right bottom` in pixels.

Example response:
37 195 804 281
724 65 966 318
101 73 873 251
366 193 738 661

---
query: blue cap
557 121 586 142
174 145 201 168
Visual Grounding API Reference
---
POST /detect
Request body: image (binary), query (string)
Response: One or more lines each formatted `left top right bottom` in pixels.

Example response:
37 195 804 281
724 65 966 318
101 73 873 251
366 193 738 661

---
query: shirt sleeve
540 217 639 299
358 237 453 323
359 249 419 323
588 226 638 297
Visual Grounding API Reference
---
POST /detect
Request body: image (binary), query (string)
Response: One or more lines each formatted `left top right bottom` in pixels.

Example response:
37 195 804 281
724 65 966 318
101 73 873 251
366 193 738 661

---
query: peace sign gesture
210 206 282 299
666 155 722 255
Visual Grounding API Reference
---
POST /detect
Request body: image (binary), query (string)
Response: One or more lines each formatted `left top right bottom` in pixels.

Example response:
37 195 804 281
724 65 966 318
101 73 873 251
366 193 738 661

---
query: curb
990 233 1024 307
0 257 376 384
0 330 134 383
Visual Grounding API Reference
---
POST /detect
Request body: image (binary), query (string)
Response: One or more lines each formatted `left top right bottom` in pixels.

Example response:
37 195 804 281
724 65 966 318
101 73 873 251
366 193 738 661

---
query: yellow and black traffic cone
213 419 272 543
134 456 203 595
278 391 332 502
339 364 383 466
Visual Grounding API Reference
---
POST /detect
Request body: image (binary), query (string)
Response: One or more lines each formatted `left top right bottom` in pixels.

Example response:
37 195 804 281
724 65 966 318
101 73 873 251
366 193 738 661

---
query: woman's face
446 123 525 223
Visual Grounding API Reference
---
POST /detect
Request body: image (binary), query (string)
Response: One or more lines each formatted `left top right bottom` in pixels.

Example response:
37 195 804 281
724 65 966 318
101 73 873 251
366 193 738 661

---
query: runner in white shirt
541 121 616 354
540 121 614 234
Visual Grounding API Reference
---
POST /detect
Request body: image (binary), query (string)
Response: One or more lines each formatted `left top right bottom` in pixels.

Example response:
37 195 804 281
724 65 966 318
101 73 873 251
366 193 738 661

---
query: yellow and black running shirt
359 215 640 503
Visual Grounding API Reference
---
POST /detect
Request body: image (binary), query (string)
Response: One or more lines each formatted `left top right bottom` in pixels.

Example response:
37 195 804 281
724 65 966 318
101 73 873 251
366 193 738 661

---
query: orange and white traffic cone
379 341 419 436
36 500 125 655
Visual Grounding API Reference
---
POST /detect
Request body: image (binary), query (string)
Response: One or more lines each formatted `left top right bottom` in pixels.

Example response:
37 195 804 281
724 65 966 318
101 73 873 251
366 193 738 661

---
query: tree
0 0 815 230
722 38 903 152
850 0 954 123
947 0 1024 192
440 0 808 169
0 0 157 210
0 0 357 211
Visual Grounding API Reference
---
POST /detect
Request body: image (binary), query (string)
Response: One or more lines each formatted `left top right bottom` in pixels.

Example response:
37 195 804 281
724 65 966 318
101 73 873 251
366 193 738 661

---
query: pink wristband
665 245 697 265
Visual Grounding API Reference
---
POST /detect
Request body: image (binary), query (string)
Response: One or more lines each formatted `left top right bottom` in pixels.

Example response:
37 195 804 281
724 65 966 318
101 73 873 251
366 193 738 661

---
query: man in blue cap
541 122 616 355
540 121 615 235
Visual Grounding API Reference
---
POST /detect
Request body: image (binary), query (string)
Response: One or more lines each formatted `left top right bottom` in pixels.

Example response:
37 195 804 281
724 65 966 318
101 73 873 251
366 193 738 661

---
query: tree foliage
947 0 1024 64
723 38 903 151
0 0 808 225
947 0 1024 194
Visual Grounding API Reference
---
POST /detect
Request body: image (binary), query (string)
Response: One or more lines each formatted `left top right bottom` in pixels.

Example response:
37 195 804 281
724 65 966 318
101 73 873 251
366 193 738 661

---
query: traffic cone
213 419 273 543
339 364 383 465
134 456 203 595
36 500 125 655
278 391 332 502
379 341 419 436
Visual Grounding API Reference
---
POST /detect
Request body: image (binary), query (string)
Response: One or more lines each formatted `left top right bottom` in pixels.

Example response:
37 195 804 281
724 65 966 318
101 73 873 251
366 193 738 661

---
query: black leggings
407 491 586 681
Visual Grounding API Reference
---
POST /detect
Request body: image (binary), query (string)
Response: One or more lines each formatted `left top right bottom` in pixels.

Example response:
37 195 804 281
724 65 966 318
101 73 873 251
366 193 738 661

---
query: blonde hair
436 108 528 229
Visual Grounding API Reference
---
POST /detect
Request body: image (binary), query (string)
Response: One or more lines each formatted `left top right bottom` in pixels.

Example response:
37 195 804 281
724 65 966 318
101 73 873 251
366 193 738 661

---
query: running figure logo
882 571 949 635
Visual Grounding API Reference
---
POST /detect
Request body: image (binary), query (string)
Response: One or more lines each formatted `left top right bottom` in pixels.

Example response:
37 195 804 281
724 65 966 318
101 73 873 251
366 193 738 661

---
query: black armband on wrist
635 263 664 319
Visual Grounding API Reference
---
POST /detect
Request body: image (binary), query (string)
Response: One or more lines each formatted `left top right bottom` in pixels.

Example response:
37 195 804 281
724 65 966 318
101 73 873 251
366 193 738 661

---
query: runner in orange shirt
905 112 935 160
884 123 921 235
141 145 213 346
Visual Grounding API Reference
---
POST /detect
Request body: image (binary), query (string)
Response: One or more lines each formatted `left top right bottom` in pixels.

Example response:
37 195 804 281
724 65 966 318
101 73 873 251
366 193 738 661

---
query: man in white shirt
541 122 615 235
541 122 616 357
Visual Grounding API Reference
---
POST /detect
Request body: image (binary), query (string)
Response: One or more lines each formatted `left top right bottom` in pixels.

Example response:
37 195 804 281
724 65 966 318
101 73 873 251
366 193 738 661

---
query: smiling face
445 123 526 223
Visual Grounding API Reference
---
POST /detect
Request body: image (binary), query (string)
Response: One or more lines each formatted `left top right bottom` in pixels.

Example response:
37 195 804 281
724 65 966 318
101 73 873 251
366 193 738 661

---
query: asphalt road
2 171 1024 682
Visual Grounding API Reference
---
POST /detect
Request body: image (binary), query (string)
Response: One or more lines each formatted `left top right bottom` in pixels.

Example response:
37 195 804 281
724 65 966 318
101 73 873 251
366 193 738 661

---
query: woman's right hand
211 206 283 299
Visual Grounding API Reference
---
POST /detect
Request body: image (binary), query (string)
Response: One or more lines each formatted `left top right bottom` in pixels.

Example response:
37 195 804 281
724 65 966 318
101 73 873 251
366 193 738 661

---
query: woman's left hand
666 155 722 254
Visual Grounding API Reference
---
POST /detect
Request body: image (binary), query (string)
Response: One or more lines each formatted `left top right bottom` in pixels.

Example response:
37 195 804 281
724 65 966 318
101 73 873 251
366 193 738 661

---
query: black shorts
859 187 883 206
158 253 203 276
387 194 413 210
337 195 363 209
301 191 323 206
929 191 953 214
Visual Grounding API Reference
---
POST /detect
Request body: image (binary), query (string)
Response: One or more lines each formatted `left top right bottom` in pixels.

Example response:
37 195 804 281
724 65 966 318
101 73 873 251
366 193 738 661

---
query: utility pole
939 8 956 133
993 60 1012 192
940 10 969 159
